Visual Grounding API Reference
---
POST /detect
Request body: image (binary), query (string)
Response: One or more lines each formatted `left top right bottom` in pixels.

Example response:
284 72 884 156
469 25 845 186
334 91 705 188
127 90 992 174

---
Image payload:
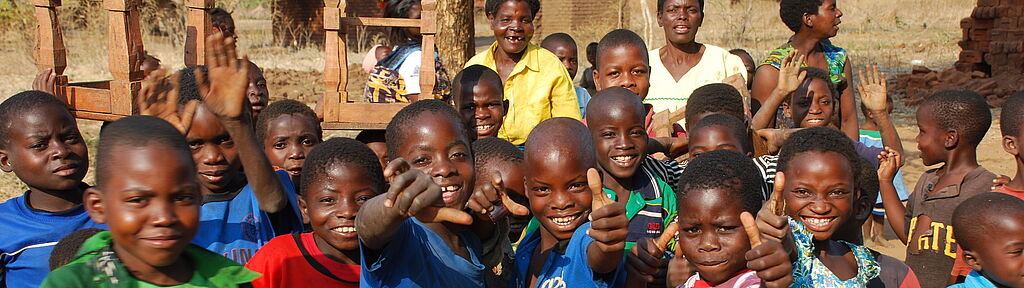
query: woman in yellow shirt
465 0 580 145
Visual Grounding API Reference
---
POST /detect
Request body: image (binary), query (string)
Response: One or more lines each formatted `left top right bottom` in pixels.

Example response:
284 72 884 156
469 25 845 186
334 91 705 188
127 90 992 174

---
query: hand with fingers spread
381 158 474 225
466 174 530 222
197 32 252 122
741 212 793 288
33 68 58 95
857 65 889 114
585 168 630 274
775 50 808 96
627 223 679 284
137 69 198 135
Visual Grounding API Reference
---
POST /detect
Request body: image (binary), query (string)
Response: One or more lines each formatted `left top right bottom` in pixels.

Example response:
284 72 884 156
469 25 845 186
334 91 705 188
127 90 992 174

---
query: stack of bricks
895 0 1024 107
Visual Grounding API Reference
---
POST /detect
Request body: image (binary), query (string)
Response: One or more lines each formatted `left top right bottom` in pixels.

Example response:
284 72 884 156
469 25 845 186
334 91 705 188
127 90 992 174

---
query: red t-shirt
246 233 360 288
950 186 1024 279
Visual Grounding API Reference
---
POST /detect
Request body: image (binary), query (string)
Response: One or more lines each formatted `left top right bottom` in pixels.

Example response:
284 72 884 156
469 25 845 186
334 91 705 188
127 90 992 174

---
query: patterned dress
788 218 880 287
760 40 848 129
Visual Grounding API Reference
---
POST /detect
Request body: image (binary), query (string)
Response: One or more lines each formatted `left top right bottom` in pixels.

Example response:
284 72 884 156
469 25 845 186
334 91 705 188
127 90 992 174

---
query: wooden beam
185 1 214 66
339 17 422 28
419 0 437 97
32 0 66 75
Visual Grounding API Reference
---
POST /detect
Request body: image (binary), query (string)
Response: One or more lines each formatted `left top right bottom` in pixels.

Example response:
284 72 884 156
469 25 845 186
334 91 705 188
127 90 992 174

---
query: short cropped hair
301 137 385 195
1000 91 1024 137
921 90 992 146
454 65 503 101
657 0 705 13
678 150 763 213
255 99 322 144
691 114 752 154
210 8 234 29
177 66 208 104
472 137 523 170
777 127 861 183
484 0 540 17
595 29 649 71
779 0 825 33
0 91 70 149
385 99 467 161
684 83 745 123
525 117 596 169
96 116 192 188
355 129 386 144
541 33 577 51
953 192 1024 251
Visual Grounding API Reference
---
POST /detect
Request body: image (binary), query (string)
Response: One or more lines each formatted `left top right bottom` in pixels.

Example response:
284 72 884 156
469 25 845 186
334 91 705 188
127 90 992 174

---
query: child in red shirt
246 138 386 287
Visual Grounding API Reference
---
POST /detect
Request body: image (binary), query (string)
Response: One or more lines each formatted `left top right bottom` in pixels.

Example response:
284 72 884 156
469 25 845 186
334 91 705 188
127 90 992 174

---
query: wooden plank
335 103 408 123
185 0 215 8
185 7 212 66
324 8 341 30
322 121 388 130
64 85 112 114
72 111 123 122
33 5 66 75
340 17 422 28
107 0 145 82
30 0 60 7
108 80 138 115
103 0 131 11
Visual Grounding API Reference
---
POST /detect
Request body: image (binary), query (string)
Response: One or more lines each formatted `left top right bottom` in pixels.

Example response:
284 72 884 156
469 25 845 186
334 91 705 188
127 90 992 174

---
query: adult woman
751 0 856 139
645 0 748 128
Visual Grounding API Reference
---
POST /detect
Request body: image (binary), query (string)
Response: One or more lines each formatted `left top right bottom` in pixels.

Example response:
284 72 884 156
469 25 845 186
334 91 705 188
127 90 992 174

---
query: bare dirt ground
0 0 1007 261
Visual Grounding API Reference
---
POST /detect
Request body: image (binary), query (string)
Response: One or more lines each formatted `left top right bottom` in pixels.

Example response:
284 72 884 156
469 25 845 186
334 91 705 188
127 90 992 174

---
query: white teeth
332 227 356 233
551 215 578 225
476 125 493 131
442 185 459 192
804 217 833 227
611 155 636 162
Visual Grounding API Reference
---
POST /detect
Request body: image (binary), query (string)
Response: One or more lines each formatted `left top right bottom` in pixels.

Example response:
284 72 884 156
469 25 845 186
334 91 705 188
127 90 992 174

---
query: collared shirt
465 42 581 145
602 162 677 253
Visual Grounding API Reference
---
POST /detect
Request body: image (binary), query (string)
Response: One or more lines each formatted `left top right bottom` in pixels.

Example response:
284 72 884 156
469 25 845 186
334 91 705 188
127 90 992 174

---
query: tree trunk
436 0 475 71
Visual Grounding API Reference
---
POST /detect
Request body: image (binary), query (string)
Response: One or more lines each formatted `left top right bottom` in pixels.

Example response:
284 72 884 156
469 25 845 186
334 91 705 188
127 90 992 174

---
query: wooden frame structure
184 0 214 67
33 0 145 121
320 0 438 130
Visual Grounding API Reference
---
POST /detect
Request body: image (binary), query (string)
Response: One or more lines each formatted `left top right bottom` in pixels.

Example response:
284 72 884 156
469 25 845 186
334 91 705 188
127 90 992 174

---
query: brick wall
957 0 1024 77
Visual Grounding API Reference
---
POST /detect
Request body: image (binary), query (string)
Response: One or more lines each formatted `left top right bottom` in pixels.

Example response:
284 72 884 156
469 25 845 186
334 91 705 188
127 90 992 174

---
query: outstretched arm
839 58 859 140
857 65 903 156
877 147 909 243
752 51 806 130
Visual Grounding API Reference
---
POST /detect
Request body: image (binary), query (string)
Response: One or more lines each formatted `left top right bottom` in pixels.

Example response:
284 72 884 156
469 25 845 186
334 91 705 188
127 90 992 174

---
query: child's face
396 112 474 208
185 105 243 194
689 125 748 158
915 104 947 166
89 146 200 268
808 0 843 38
524 150 592 240
783 151 856 241
657 0 703 45
547 42 579 79
966 217 1024 288
594 45 650 99
263 114 321 177
456 81 504 139
0 105 88 192
677 188 750 285
480 161 531 234
301 162 378 254
788 78 834 128
488 0 535 56
590 105 647 181
246 65 269 120
364 141 388 173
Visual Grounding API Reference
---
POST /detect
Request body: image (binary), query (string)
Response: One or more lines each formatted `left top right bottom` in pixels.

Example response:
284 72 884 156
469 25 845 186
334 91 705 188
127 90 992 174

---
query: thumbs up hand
742 212 793 288
756 172 790 242
627 223 679 284
586 168 629 254
467 174 531 222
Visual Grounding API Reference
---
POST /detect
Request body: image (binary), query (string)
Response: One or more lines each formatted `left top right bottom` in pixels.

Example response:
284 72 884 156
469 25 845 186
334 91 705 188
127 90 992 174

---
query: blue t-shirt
859 130 910 205
949 271 998 288
576 86 593 118
192 170 302 265
510 222 626 288
0 189 106 288
360 218 486 287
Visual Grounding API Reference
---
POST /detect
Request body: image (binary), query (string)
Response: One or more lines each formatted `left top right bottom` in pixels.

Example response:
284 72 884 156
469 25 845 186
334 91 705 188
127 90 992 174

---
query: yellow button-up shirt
465 42 580 145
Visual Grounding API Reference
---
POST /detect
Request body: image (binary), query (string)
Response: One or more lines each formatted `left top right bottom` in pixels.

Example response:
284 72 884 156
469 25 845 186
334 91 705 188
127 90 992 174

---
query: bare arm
753 51 806 131
199 33 287 213
647 137 688 159
877 147 908 243
857 65 904 156
839 58 859 140
751 65 780 118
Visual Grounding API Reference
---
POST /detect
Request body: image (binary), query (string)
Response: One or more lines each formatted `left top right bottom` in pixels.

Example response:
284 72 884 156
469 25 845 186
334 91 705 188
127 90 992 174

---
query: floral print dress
788 217 879 288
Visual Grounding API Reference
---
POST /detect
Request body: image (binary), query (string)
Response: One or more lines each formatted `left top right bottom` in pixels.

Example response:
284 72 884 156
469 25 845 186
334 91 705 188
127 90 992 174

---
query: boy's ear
963 249 983 272
1003 135 1019 156
852 192 872 222
944 129 959 149
592 69 604 90
502 99 510 117
298 197 310 225
83 188 107 224
0 150 12 173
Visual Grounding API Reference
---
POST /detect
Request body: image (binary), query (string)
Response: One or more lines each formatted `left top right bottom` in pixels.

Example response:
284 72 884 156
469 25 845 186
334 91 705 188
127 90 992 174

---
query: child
245 60 269 120
357 100 506 287
465 0 580 145
210 8 237 49
514 117 629 287
762 127 880 286
876 90 996 288
751 51 824 131
541 33 592 117
585 87 678 255
175 34 303 264
993 92 1024 199
687 114 753 159
355 130 388 172
472 137 530 245
729 49 756 90
635 150 791 288
42 115 259 287
0 91 104 287
949 193 1024 288
581 42 599 94
852 156 921 287
255 99 323 186
246 138 384 287
683 83 746 132
856 70 909 247
453 65 505 140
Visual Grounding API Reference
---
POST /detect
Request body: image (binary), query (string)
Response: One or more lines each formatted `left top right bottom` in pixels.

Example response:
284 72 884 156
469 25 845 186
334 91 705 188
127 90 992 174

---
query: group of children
2 0 1024 287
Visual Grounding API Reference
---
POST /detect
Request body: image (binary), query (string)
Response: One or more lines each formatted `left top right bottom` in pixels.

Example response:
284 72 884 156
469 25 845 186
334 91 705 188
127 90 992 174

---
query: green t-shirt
42 231 260 288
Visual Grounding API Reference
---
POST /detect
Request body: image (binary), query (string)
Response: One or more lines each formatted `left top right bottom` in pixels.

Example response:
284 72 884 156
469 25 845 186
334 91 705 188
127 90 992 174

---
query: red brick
963 50 986 63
